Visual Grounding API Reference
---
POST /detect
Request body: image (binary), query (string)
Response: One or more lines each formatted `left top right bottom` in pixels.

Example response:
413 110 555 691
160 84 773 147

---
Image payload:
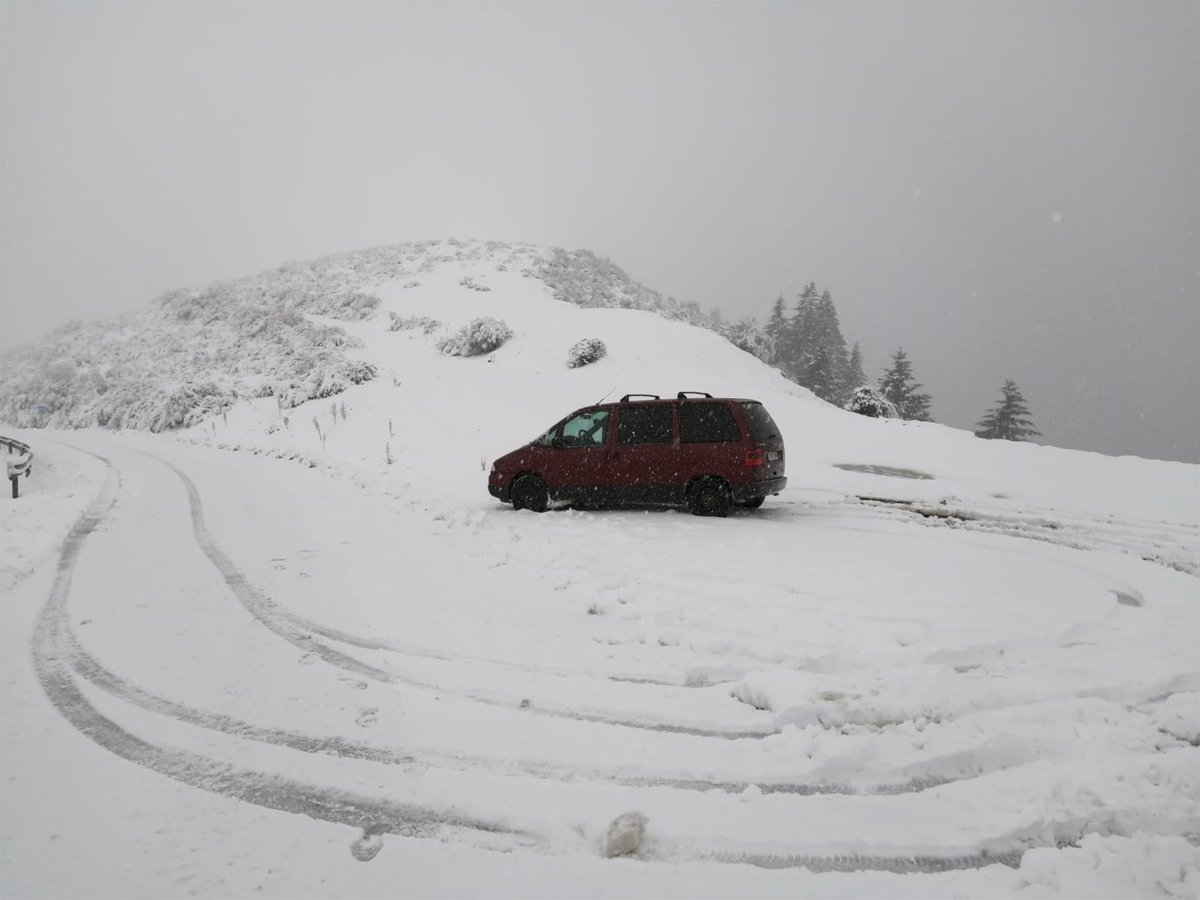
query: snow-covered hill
0 240 709 432
1 239 1198 897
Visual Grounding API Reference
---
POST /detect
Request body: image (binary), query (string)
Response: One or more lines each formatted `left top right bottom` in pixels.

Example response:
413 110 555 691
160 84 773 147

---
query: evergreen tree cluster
717 284 934 422
763 283 857 405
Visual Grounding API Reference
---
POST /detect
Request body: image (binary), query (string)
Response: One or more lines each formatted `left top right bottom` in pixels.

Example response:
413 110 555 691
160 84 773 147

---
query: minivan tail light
744 448 765 467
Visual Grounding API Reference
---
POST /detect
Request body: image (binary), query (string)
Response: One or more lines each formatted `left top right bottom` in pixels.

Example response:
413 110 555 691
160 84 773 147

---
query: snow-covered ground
2 249 1198 897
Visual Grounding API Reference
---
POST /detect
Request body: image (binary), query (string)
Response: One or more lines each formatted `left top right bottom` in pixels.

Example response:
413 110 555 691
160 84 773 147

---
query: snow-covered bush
567 338 607 369
721 317 772 362
153 383 236 432
388 313 441 334
292 290 381 321
537 248 709 328
437 317 512 357
844 385 898 419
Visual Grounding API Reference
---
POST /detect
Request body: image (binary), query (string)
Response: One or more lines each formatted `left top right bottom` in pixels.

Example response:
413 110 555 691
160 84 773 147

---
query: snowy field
2 249 1198 898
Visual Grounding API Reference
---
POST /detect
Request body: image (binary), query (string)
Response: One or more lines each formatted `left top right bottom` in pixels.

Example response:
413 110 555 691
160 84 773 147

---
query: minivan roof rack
620 394 660 402
677 391 713 400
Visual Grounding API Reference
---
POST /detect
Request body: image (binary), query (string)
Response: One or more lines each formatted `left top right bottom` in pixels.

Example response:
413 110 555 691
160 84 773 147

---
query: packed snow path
3 435 1197 898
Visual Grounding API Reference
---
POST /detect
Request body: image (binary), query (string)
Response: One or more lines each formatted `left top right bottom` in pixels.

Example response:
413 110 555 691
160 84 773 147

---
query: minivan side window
619 406 673 445
560 410 608 448
679 403 740 443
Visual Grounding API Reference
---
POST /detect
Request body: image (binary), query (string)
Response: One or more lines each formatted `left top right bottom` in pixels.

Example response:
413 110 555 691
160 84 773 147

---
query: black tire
738 496 766 510
689 478 731 517
511 475 549 513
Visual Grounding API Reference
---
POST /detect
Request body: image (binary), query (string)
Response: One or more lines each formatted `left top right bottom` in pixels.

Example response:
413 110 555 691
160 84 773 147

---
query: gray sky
2 1 1197 462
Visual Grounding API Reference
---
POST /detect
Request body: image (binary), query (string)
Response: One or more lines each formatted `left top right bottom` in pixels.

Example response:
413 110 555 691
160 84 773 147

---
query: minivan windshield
739 401 781 442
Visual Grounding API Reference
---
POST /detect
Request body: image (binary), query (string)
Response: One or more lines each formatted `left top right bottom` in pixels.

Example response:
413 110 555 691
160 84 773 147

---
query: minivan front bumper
732 476 787 503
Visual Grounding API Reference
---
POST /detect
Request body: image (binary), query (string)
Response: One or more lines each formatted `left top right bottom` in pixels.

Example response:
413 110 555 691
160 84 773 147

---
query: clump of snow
1017 833 1200 899
349 829 384 862
1148 693 1200 745
437 317 513 357
602 810 648 858
566 338 607 369
845 385 899 418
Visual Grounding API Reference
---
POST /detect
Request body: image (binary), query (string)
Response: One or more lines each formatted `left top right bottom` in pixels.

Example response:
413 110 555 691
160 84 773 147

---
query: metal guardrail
2 436 33 499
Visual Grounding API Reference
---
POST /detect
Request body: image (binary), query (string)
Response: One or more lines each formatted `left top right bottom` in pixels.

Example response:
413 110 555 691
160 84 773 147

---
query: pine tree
784 283 853 404
801 345 840 401
878 348 934 421
764 295 787 364
812 289 850 403
975 380 1040 441
846 342 866 391
786 282 820 378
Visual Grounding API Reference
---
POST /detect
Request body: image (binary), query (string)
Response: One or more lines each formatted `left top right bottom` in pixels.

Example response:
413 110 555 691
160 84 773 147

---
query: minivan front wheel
511 475 549 513
689 478 731 518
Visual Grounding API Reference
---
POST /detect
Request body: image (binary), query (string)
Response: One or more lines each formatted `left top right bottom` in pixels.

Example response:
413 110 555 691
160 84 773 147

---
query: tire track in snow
144 450 779 739
47 445 965 799
68 633 958 798
34 440 1135 875
31 442 535 851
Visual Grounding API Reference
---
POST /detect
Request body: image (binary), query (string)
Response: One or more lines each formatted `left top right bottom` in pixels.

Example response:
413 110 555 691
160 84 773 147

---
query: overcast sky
2 1 1197 462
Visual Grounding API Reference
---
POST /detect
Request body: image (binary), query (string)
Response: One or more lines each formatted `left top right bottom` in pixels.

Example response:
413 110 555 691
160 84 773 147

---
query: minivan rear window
739 402 780 442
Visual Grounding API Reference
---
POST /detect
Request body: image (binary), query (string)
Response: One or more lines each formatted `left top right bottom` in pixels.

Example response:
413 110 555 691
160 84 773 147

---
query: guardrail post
2 436 34 499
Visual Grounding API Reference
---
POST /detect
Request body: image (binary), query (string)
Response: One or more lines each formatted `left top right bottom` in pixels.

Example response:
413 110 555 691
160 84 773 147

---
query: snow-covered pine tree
814 289 851 403
801 345 841 401
765 295 787 364
975 379 1040 441
777 285 816 388
786 285 851 404
847 342 866 392
878 348 934 421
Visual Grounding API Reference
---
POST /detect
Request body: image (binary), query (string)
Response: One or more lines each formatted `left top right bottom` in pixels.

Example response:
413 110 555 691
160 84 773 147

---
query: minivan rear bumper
488 482 512 502
732 476 787 503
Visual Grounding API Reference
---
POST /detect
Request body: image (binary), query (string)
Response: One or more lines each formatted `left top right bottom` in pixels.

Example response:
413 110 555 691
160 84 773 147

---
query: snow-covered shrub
458 276 491 292
388 313 441 334
537 248 709 328
341 360 376 385
844 385 898 419
437 317 512 357
302 291 381 321
721 317 772 362
153 383 235 432
47 358 78 382
567 338 607 369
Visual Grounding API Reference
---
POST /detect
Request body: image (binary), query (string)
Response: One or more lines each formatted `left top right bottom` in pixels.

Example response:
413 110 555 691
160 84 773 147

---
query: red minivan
488 392 786 516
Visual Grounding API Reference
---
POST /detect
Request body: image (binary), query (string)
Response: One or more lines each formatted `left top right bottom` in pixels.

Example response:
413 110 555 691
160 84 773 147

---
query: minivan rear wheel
511 475 549 513
689 478 731 517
